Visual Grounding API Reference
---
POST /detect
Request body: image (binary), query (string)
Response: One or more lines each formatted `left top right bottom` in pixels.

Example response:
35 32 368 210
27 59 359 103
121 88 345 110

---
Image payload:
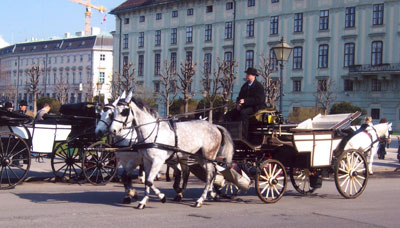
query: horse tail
216 125 234 167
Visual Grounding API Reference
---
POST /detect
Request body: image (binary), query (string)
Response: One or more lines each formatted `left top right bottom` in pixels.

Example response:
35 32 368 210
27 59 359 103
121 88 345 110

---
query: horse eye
108 113 113 119
121 108 129 117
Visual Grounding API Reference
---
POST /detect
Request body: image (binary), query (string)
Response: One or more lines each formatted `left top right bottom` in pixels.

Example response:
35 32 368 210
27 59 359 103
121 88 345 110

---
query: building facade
0 35 113 109
110 0 400 131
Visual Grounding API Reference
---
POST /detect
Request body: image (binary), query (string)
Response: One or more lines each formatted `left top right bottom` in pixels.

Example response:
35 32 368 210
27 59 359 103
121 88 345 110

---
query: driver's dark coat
236 79 266 111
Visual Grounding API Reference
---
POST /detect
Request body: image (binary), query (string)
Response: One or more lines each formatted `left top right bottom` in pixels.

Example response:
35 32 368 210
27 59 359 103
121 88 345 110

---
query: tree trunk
184 97 189 114
33 93 37 115
208 101 214 123
165 94 170 117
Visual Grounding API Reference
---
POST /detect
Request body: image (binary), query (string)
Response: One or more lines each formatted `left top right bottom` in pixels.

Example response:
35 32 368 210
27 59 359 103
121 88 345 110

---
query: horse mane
131 97 160 119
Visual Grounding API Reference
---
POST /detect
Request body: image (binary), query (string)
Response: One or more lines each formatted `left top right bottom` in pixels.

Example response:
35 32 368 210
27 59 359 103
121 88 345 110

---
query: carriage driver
225 67 266 139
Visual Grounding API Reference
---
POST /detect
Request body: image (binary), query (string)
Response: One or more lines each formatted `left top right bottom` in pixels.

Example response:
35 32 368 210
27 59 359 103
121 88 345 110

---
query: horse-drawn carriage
0 102 117 189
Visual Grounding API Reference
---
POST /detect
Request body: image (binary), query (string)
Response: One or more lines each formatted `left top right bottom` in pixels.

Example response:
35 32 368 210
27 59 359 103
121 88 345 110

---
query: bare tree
111 63 136 99
313 78 337 115
160 60 178 117
256 53 280 108
220 59 237 113
177 61 197 113
54 76 71 105
201 58 223 122
26 65 42 115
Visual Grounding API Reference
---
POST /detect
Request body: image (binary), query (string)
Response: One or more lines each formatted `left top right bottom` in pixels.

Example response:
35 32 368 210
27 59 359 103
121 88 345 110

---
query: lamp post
96 82 103 104
272 37 293 114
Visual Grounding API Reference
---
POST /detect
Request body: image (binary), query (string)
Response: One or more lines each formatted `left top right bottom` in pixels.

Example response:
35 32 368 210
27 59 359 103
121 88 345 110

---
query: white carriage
0 103 117 189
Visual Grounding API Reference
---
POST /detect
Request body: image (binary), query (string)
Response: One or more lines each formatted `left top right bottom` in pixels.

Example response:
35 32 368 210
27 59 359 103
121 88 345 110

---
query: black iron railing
349 63 400 73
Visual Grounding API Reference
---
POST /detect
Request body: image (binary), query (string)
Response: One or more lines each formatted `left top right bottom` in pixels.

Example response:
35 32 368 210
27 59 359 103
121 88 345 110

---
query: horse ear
104 96 109 105
121 91 126 99
125 89 133 102
112 96 119 106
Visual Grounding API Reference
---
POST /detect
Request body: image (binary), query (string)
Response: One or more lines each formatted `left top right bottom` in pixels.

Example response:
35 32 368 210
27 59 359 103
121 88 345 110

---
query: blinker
121 108 130 117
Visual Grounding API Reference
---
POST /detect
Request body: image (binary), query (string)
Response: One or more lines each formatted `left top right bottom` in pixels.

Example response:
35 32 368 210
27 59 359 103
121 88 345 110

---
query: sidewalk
24 135 400 182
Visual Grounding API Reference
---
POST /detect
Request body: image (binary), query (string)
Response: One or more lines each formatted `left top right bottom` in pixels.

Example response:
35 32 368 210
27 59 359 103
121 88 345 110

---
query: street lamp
96 82 103 104
272 37 293 114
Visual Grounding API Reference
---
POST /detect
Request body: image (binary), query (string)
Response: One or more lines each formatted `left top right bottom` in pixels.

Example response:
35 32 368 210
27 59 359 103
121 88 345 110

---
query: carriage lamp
272 37 293 114
96 82 103 104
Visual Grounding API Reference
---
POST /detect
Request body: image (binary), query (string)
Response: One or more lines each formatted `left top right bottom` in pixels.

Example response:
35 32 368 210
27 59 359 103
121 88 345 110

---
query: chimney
65 32 71 38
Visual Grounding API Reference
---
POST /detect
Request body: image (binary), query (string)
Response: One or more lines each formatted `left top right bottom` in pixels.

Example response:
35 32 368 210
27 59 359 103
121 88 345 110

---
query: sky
0 0 125 46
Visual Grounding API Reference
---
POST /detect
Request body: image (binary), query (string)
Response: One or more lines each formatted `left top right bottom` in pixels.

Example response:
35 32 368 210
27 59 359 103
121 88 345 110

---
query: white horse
109 90 234 209
95 95 191 203
345 123 392 174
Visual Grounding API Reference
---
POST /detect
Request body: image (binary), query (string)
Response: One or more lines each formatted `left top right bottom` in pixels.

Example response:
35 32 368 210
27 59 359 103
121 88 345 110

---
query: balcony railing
349 63 400 73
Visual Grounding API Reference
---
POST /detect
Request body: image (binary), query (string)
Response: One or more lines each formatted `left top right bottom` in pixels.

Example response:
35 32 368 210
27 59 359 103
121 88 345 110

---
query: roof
110 0 179 14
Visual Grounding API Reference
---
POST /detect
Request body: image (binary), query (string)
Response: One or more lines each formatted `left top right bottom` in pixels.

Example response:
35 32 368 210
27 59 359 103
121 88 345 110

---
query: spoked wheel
334 149 369 199
255 159 287 203
82 142 117 185
51 141 83 182
216 178 241 199
0 132 31 189
289 167 316 195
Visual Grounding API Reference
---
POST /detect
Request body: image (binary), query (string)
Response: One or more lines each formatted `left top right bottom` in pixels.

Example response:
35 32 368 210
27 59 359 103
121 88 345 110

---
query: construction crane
68 0 107 36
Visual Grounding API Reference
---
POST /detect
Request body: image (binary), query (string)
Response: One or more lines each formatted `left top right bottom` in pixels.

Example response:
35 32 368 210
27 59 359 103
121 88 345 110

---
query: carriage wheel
215 179 241 199
255 159 287 203
289 167 316 195
334 149 369 199
82 142 117 185
0 132 31 189
51 141 83 182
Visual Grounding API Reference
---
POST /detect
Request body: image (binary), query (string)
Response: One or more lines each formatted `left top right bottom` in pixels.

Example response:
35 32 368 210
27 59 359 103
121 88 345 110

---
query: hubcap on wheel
1 157 10 166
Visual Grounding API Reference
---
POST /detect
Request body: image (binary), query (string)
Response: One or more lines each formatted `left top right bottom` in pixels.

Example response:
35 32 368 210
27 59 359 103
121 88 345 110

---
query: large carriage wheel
82 142 117 185
0 132 31 189
289 167 316 195
215 176 241 199
51 141 83 182
255 159 287 203
334 149 369 199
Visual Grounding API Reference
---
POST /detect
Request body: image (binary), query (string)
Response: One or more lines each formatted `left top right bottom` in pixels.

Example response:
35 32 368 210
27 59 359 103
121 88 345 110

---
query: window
247 19 254 37
88 54 91 61
206 5 213 13
373 4 384 25
123 56 129 66
248 0 255 7
171 28 177 44
77 93 82 103
156 13 162 20
371 79 381 91
170 52 177 74
187 8 193 16
139 16 145 22
154 53 161 76
245 50 254 69
204 53 212 74
72 72 76 84
319 10 329 30
292 47 303 70
99 72 105 83
205 24 212 41
172 10 178 18
270 16 279 35
272 0 279 3
79 72 82 83
100 54 105 61
344 79 353 91
226 2 233 10
155 30 161 46
154 81 160 93
79 55 83 62
294 13 303 32
139 32 144 47
269 48 277 70
53 73 56 84
186 27 193 43
344 43 355 67
371 41 383 66
138 55 144 76
225 22 233 39
124 18 130 24
293 80 301 92
224 51 233 64
70 93 75 103
371 108 380 120
318 79 327 91
345 7 355 28
123 34 128 49
186 51 192 63
318 44 329 68
67 56 70 63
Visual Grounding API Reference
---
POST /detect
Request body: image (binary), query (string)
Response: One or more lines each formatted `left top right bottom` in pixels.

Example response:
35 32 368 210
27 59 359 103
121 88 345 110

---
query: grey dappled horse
95 95 191 203
109 90 234 209
345 122 392 174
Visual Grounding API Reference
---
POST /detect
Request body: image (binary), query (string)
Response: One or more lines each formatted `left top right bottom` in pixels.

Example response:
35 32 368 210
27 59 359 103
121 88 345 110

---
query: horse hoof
166 178 171 182
194 202 203 208
137 203 146 210
213 195 220 202
122 197 132 204
161 196 167 203
174 194 183 202
133 194 138 200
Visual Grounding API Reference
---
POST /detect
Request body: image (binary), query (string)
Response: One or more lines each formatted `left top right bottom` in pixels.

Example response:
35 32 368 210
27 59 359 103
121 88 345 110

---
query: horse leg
195 162 216 208
138 164 145 184
121 170 137 204
179 163 191 201
369 145 378 174
172 164 183 201
166 165 171 182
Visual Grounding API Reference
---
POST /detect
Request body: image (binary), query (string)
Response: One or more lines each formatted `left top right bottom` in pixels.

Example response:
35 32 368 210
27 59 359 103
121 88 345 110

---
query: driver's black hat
244 67 259 76
19 100 28 106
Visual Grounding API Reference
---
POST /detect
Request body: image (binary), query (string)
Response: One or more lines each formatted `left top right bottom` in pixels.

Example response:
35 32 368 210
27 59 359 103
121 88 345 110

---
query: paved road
1 176 399 228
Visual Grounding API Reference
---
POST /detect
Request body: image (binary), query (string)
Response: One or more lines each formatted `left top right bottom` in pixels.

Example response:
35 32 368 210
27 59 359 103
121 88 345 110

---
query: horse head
110 89 136 135
95 91 126 137
374 122 392 141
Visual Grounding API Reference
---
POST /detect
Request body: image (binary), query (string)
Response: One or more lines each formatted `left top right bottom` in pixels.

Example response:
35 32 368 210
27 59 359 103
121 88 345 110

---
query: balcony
349 63 400 74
